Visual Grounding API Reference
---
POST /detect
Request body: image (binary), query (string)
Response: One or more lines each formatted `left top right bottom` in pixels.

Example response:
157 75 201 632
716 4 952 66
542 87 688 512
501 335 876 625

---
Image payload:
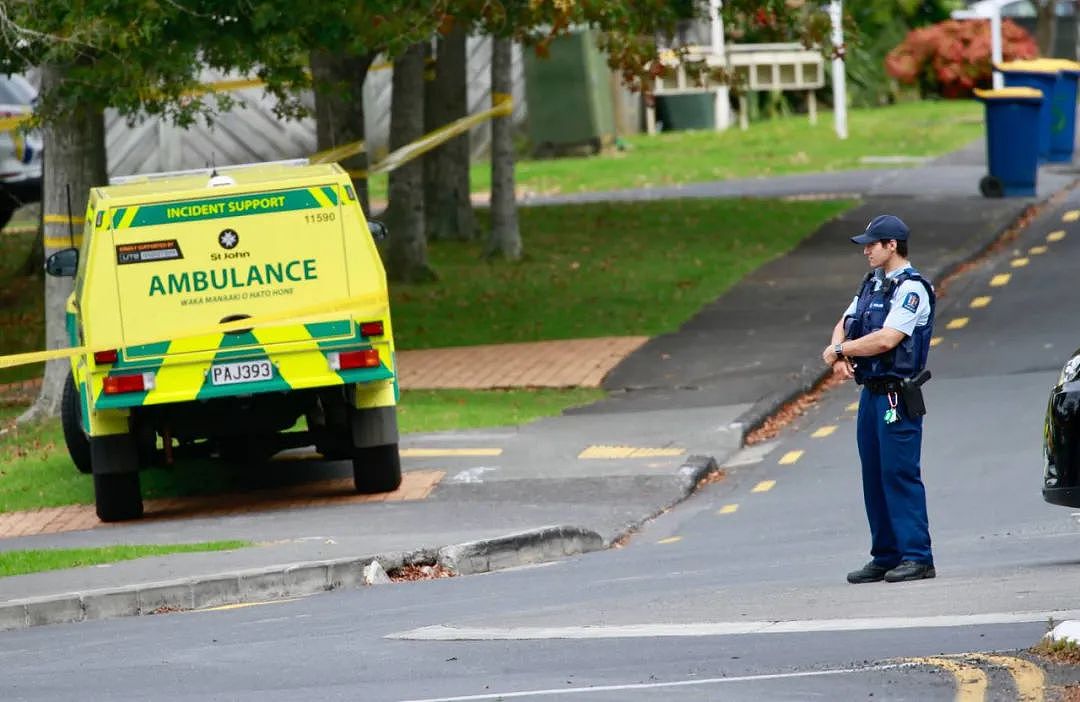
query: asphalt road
6 191 1080 699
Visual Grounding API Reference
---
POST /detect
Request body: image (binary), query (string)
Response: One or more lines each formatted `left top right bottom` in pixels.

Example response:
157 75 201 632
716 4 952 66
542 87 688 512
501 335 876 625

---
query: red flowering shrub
885 19 1038 98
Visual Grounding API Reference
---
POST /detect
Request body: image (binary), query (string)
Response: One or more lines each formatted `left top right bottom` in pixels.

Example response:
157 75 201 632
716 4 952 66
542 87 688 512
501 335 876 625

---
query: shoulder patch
902 291 920 313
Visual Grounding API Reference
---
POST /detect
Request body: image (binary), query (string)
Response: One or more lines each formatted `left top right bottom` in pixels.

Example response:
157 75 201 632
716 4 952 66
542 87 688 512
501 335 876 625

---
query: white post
829 0 848 140
710 0 724 55
709 0 731 130
991 11 1003 89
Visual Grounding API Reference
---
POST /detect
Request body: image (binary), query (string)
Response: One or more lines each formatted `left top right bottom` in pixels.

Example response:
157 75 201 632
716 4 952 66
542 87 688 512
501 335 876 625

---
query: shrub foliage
886 19 1039 98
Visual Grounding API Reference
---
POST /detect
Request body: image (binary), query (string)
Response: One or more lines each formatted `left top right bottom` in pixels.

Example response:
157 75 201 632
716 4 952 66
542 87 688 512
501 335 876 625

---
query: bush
885 19 1038 98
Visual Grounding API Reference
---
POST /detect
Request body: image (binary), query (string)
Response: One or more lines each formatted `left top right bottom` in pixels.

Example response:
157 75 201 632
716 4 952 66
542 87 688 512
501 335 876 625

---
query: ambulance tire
93 473 144 522
352 444 402 494
61 371 92 474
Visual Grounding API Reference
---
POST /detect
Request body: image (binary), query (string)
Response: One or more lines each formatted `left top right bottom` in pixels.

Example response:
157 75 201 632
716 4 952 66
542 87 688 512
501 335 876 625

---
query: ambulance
46 161 401 521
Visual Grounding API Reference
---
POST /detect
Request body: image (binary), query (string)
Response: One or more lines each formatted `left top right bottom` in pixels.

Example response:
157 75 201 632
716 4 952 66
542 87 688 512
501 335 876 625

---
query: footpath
0 140 1075 631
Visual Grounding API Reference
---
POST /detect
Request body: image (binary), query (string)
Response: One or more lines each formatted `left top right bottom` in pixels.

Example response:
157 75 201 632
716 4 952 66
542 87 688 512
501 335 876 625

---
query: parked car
0 73 42 231
1043 349 1080 507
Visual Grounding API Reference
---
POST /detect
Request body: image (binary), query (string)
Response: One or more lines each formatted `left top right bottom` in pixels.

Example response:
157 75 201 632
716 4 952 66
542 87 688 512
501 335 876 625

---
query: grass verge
0 387 603 512
0 541 250 578
391 198 852 349
368 100 980 201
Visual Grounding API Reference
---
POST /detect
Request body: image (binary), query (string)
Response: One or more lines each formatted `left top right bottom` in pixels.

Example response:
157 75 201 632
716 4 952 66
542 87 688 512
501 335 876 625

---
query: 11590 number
304 212 336 224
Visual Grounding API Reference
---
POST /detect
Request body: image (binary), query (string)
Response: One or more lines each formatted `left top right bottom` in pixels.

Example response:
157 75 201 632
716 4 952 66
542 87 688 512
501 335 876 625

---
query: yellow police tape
0 289 388 370
309 140 367 165
350 93 514 179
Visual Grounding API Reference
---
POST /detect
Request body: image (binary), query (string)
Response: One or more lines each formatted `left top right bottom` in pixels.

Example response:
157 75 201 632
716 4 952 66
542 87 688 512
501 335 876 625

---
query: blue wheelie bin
973 87 1043 198
998 60 1061 163
1043 59 1080 163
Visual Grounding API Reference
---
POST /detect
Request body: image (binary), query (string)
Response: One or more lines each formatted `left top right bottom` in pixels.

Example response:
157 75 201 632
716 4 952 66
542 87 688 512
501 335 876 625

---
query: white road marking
389 610 1080 641
398 663 910 701
450 467 498 483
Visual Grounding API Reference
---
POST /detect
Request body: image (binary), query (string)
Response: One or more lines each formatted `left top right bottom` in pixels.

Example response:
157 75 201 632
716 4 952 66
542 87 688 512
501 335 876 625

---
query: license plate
209 360 273 386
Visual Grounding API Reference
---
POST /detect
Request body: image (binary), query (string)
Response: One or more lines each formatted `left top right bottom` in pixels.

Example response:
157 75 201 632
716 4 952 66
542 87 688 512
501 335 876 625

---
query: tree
424 21 476 242
486 37 521 260
385 42 438 282
0 0 361 420
0 2 226 421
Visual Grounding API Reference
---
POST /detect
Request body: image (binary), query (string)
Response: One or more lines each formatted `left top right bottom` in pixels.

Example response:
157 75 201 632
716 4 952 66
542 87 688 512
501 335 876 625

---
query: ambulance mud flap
350 406 398 448
89 434 144 522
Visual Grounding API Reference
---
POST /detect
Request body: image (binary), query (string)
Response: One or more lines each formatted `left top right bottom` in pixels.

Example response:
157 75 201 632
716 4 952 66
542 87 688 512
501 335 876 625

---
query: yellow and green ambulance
46 161 400 521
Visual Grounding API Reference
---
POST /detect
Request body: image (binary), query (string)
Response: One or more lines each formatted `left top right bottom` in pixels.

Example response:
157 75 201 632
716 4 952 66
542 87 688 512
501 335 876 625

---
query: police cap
850 214 910 245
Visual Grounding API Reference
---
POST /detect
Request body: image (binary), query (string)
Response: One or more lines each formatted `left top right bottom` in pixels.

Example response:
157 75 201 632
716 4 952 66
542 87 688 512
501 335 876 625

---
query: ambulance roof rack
109 158 311 185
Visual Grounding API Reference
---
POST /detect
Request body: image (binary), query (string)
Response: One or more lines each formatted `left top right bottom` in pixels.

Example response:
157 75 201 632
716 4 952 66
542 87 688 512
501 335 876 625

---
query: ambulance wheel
352 443 402 494
979 175 1004 198
61 371 91 474
93 473 144 522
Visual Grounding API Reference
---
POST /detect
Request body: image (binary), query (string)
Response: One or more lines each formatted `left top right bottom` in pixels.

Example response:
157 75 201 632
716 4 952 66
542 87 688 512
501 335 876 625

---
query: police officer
821 214 936 584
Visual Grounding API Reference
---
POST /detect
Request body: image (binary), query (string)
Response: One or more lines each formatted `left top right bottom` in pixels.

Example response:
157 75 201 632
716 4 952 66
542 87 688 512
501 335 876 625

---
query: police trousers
856 386 933 567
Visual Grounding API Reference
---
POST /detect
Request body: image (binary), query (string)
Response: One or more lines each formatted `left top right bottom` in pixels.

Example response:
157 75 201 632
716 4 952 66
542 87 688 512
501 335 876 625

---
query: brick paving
0 336 647 400
0 335 646 538
395 336 648 389
0 470 444 539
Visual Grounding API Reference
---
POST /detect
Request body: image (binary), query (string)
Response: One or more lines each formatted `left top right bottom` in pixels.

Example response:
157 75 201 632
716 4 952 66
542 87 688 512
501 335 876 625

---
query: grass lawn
391 197 853 349
0 229 42 385
0 387 603 512
0 541 250 578
368 100 982 201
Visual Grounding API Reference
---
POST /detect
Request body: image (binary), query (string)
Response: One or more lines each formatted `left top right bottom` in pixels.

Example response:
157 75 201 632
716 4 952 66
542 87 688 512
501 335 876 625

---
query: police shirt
841 264 931 336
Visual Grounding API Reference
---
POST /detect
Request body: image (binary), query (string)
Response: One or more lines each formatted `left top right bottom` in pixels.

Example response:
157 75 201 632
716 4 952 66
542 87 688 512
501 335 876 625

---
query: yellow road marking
778 450 804 464
989 273 1011 287
1064 210 1080 222
846 401 859 412
969 296 992 309
930 337 943 347
657 536 682 545
811 425 837 438
752 480 776 493
400 448 503 458
1029 245 1048 255
1047 230 1066 242
1011 257 1030 268
965 654 1044 702
946 317 969 330
718 504 739 515
904 657 987 701
578 445 685 459
201 598 301 612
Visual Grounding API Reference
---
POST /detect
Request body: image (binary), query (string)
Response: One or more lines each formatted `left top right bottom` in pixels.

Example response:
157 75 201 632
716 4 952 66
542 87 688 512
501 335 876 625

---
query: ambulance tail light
360 321 384 337
328 350 380 371
102 372 155 395
93 349 119 364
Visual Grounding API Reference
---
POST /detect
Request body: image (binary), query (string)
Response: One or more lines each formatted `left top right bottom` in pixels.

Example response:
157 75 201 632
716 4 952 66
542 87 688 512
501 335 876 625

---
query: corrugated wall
105 39 526 177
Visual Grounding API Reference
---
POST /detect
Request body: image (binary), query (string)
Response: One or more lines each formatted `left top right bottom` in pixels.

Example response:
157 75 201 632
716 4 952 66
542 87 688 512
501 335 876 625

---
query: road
4 192 1080 700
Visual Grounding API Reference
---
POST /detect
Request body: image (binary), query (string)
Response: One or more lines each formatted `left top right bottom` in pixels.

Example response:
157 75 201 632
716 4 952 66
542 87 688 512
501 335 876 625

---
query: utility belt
862 369 932 416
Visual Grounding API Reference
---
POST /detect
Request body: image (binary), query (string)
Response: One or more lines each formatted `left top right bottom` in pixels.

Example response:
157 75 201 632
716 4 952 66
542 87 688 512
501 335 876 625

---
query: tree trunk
1036 1 1057 56
486 37 522 261
311 50 374 214
386 43 437 283
424 23 476 241
19 64 107 424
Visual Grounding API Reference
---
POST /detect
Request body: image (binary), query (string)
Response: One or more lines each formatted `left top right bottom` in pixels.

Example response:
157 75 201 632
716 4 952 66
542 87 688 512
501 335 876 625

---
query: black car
1043 349 1080 506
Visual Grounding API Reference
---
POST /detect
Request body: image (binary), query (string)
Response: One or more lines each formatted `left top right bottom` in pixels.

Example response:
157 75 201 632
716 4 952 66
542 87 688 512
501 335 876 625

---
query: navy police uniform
843 215 935 581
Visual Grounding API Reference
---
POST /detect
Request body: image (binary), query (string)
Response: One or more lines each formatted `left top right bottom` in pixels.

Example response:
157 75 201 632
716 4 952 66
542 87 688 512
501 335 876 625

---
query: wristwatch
833 343 845 359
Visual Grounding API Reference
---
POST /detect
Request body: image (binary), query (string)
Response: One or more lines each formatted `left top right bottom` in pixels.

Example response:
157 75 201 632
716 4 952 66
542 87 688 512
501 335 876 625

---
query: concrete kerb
437 526 606 576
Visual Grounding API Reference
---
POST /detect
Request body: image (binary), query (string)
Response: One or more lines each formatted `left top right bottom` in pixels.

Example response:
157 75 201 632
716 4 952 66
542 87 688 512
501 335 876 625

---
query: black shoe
884 561 936 583
846 561 890 584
